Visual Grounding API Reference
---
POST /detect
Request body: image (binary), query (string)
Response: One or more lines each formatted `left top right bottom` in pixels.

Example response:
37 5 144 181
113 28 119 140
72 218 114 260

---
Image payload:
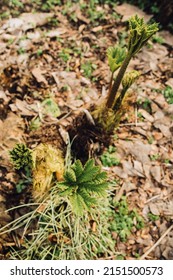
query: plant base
67 107 113 162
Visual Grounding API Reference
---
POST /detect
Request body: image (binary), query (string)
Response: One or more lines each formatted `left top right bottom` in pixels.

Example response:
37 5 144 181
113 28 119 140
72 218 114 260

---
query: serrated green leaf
59 159 108 215
59 188 74 196
9 143 33 170
78 189 97 207
71 159 84 178
78 159 100 183
69 193 86 216
94 171 107 182
82 181 108 194
122 70 140 90
64 169 76 183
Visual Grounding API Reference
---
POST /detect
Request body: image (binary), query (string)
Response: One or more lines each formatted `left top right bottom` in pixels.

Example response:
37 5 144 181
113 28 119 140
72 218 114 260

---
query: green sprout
127 15 158 56
148 212 160 221
90 15 158 135
107 46 126 73
100 145 120 167
81 61 97 79
162 86 173 104
9 143 33 170
110 197 144 241
106 15 158 109
113 70 140 111
59 48 71 62
10 0 23 8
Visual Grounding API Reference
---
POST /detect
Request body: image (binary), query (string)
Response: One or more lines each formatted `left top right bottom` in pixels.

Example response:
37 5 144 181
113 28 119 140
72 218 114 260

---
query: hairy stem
108 72 114 96
112 86 128 111
106 53 132 108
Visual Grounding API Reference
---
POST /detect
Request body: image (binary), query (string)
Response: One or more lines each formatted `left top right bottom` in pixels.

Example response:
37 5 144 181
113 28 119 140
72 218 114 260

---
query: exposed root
67 110 113 163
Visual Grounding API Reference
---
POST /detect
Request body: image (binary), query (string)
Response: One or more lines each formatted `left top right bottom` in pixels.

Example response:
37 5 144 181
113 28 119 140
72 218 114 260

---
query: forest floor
0 1 173 260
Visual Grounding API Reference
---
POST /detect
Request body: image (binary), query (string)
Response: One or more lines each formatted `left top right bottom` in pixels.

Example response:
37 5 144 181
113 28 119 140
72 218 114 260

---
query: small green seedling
152 34 165 44
150 154 160 161
59 48 71 62
137 98 151 113
37 49 43 56
148 212 160 221
110 196 144 241
162 86 173 104
18 47 26 54
101 145 120 167
10 0 23 8
81 61 97 79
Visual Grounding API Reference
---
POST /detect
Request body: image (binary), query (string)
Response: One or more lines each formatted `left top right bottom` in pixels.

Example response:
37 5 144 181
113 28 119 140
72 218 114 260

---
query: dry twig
140 224 173 259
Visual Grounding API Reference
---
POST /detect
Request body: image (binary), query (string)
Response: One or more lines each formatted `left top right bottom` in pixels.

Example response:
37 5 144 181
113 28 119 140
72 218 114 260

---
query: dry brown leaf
159 31 173 47
113 166 128 179
118 140 151 163
150 166 161 183
31 67 48 85
152 131 163 141
115 3 152 22
92 26 103 32
165 78 173 88
133 160 145 177
0 90 9 102
138 109 154 123
20 12 54 31
138 44 168 72
143 164 151 179
0 112 24 167
149 202 160 216
154 122 172 138
47 28 67 38
1 13 53 34
10 99 36 116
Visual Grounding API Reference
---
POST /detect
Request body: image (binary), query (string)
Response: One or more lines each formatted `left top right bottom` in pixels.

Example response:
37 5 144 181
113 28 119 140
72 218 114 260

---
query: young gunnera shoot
91 15 158 133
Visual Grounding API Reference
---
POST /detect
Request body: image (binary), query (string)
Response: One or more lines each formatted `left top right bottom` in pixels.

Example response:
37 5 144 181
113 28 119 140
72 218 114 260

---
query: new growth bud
128 15 159 55
122 70 140 90
107 46 126 73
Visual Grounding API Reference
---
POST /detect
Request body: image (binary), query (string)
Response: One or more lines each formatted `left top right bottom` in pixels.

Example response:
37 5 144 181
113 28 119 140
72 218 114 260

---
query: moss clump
32 143 65 200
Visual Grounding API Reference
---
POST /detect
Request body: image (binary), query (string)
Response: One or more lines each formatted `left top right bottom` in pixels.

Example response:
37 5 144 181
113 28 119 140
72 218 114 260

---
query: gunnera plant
2 147 115 260
68 15 158 161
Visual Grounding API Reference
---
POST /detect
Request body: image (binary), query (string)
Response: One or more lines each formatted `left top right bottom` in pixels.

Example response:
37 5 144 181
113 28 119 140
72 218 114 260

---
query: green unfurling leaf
128 15 159 55
122 70 140 90
107 46 126 73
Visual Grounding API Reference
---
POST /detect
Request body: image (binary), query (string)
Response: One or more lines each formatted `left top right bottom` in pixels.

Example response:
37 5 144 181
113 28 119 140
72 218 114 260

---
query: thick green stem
108 72 114 96
113 87 128 111
106 53 132 108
